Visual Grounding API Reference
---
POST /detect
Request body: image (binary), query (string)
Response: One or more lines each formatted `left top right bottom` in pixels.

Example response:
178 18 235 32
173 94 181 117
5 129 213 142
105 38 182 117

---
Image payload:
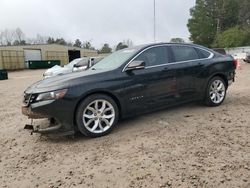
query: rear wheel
205 76 227 106
76 94 119 137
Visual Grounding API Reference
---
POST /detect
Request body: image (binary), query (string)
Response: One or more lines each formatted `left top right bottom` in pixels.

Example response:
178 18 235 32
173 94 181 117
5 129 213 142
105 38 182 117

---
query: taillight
233 59 238 69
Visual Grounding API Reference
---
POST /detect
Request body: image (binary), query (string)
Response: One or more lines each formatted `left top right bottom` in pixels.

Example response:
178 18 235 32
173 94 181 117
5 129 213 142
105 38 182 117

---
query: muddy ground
0 62 249 188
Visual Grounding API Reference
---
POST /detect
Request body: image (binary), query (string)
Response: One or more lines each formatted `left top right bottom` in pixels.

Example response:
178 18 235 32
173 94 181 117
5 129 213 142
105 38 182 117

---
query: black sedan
22 43 236 137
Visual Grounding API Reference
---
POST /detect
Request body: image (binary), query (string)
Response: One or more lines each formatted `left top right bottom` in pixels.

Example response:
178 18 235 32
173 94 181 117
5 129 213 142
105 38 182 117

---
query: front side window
171 46 199 62
134 46 168 67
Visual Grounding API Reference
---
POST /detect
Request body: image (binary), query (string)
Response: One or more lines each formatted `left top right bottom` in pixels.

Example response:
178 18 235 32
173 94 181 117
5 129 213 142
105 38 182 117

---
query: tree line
0 28 133 53
188 0 250 48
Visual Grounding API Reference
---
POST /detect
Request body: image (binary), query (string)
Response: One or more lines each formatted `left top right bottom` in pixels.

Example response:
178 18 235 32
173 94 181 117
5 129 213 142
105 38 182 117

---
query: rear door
169 45 212 100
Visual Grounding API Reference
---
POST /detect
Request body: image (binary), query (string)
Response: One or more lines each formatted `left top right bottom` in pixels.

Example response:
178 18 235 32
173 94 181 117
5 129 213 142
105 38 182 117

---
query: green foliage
238 0 250 26
219 0 239 30
187 0 217 47
73 39 82 47
99 43 112 53
213 27 250 48
55 38 67 45
82 41 95 50
116 42 128 51
47 37 55 44
170 38 185 43
47 37 67 45
13 40 26 45
187 0 250 48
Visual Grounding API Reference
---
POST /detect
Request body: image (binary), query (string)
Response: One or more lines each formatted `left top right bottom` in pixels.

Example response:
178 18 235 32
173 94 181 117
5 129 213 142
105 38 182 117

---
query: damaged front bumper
22 105 47 119
21 100 75 136
24 122 63 134
22 105 65 134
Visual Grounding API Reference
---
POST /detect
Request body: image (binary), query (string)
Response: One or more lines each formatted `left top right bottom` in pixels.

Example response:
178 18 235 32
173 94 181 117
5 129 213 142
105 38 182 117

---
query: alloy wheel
83 100 115 134
209 79 225 104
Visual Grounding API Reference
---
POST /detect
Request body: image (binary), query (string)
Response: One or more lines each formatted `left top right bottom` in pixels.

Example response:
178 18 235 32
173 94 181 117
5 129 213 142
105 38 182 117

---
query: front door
122 46 177 114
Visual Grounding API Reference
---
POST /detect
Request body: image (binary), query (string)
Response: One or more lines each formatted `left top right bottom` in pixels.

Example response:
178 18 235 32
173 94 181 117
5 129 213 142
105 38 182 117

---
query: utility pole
154 0 156 43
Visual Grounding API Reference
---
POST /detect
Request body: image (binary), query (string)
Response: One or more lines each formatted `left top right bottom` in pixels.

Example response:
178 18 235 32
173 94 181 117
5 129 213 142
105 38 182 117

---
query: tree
187 0 217 47
0 29 15 45
67 41 73 46
14 28 25 44
213 26 250 48
34 34 48 44
116 42 128 51
99 43 112 53
219 0 239 31
13 40 26 45
73 39 82 47
123 39 134 47
82 41 95 50
47 37 55 44
170 38 185 43
238 0 250 26
0 32 3 45
187 0 242 47
55 38 67 45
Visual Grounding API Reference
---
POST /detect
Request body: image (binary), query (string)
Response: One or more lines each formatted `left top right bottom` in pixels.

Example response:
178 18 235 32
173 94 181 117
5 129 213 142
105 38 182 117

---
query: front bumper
22 98 76 135
24 122 63 134
22 106 47 119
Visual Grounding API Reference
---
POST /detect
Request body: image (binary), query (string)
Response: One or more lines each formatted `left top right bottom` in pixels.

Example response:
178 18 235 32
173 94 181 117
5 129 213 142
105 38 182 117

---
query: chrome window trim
122 44 214 72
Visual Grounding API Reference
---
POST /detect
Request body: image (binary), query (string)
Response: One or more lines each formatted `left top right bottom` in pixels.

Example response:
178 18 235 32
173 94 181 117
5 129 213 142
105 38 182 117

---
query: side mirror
73 64 79 68
125 60 145 71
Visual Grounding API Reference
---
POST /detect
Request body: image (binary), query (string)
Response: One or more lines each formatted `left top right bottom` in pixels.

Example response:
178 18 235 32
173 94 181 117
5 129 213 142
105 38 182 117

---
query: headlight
36 89 68 102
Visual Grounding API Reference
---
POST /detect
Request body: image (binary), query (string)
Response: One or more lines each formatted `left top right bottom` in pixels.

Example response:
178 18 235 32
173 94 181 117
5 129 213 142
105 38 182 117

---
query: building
0 44 98 70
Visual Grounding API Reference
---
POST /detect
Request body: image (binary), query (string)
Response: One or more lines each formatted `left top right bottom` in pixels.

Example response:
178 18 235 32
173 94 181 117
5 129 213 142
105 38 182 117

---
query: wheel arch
209 73 228 88
202 73 228 101
73 90 122 126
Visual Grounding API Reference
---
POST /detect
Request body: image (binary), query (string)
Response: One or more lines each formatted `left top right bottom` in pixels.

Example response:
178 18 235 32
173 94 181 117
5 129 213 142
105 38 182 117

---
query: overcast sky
0 0 195 48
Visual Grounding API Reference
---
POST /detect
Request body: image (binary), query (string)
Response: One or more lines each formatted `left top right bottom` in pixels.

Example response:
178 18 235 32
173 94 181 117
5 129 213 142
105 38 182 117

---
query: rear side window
195 48 211 58
171 46 199 62
135 46 168 67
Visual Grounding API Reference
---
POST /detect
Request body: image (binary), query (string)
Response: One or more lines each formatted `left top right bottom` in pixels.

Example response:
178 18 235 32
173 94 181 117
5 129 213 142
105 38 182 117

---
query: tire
204 76 227 107
76 94 119 137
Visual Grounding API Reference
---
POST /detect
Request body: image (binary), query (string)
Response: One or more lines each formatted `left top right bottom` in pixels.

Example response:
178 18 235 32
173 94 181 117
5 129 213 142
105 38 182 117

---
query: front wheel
76 94 119 137
205 76 227 107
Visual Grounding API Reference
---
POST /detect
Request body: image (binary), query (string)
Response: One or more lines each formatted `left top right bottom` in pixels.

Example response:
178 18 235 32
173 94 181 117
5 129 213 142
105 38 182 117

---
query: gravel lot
0 62 249 188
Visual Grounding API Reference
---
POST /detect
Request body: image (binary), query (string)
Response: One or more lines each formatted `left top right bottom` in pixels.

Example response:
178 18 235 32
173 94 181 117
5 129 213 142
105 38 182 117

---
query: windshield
64 58 88 68
91 48 139 70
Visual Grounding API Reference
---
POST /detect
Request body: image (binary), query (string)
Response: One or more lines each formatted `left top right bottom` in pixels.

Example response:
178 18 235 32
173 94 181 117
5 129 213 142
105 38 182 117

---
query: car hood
25 69 107 94
44 65 70 75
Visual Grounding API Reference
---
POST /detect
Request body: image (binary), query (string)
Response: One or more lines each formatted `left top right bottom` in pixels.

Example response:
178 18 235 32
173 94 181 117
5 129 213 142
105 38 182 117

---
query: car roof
149 42 209 48
130 42 212 52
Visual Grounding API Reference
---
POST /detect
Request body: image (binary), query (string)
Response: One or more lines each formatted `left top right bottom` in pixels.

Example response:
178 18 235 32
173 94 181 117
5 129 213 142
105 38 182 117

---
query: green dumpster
28 60 61 69
0 69 8 80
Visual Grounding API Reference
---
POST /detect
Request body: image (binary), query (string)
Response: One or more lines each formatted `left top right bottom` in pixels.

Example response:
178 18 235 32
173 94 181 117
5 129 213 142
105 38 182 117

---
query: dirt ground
0 62 249 188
